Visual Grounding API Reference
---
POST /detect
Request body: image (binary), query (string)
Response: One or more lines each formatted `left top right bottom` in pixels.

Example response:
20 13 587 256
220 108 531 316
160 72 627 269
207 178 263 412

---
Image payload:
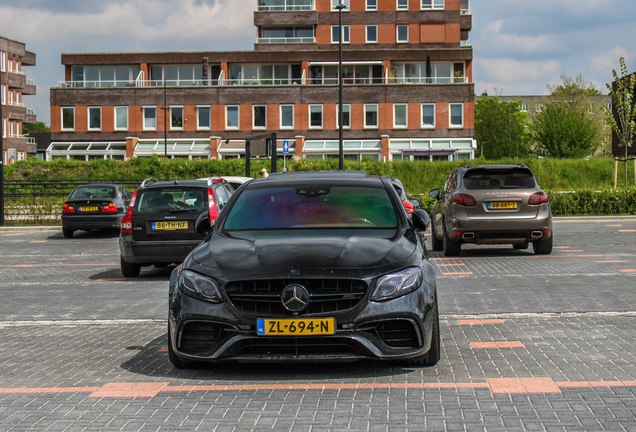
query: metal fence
4 179 146 201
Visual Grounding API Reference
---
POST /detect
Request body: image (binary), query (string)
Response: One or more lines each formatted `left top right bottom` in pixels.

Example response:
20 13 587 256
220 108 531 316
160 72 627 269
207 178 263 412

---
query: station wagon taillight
208 187 219 221
102 203 118 213
120 189 138 234
528 192 549 205
62 203 75 213
402 199 415 214
450 193 476 207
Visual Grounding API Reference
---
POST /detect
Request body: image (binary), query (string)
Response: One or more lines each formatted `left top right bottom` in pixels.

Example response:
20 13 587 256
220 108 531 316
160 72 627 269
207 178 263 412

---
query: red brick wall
437 103 449 130
240 104 251 131
267 103 280 131
102 106 114 132
75 106 87 132
129 105 142 132
184 105 197 132
446 0 460 11
445 23 461 43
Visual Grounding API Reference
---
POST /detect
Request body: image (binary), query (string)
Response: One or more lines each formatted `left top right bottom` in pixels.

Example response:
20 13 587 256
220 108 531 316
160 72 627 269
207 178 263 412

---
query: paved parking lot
1 218 635 431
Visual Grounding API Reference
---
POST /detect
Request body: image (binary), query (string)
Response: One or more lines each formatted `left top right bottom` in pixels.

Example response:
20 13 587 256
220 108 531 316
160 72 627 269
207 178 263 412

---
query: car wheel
168 327 198 369
442 224 461 257
431 222 443 252
533 236 553 255
513 242 529 250
62 228 74 238
404 296 440 367
120 257 141 277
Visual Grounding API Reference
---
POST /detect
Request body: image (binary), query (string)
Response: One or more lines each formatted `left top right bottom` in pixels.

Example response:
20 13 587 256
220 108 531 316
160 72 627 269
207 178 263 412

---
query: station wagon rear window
137 188 207 213
463 168 536 190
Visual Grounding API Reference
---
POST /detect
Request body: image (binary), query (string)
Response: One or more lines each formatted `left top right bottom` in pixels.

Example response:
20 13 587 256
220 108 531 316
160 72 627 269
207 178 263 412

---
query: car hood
189 229 417 279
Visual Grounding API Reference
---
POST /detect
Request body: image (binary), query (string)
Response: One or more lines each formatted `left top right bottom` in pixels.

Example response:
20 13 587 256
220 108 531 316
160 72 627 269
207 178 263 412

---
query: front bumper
62 214 123 230
168 276 437 363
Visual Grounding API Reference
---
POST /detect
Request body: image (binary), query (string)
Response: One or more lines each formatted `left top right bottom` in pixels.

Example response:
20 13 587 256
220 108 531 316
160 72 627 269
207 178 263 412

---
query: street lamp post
162 78 168 157
336 2 347 171
481 141 486 158
0 67 4 226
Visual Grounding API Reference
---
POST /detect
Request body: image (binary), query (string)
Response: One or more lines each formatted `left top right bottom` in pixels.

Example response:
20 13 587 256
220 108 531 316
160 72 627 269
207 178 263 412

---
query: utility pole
162 78 168 157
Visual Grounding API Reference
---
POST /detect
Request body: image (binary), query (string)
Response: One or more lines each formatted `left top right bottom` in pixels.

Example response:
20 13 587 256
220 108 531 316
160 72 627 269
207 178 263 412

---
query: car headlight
179 269 223 303
371 267 422 302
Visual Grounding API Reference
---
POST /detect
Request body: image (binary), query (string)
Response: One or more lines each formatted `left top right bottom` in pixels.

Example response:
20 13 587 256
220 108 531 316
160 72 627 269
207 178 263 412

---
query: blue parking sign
283 140 289 154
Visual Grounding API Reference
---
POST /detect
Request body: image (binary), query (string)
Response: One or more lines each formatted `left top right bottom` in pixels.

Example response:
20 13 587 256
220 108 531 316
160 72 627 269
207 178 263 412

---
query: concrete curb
0 226 62 231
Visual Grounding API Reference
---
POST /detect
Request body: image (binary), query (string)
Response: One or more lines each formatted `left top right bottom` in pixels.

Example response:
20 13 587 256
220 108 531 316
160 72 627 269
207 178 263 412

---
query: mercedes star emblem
281 284 310 313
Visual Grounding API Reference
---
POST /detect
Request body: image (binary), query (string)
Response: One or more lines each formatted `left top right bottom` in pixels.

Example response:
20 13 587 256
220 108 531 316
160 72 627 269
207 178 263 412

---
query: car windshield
70 186 115 199
136 188 207 213
463 168 536 190
224 184 398 230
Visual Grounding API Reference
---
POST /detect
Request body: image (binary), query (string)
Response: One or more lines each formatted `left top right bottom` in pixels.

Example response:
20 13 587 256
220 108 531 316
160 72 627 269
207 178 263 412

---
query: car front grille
236 337 360 357
374 320 421 349
225 279 368 316
179 321 224 354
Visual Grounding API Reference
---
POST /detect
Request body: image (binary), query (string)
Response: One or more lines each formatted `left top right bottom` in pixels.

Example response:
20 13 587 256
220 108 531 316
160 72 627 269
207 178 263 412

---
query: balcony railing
460 40 471 47
385 76 469 84
256 37 316 44
257 0 314 11
26 78 35 86
27 108 36 115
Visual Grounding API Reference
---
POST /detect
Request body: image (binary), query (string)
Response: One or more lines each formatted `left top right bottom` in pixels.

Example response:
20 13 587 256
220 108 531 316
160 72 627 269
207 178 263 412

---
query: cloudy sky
2 0 636 126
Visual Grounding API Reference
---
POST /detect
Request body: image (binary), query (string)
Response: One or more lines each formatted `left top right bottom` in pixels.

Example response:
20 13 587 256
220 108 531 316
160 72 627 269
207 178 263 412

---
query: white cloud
590 47 636 74
476 57 561 83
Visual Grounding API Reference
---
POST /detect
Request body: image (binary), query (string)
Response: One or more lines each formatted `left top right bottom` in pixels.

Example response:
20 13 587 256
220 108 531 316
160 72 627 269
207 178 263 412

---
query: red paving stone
458 319 504 325
29 241 47 243
89 382 169 398
488 378 560 394
442 272 473 276
96 278 128 281
437 263 466 267
0 263 118 268
619 230 636 233
470 341 524 349
597 260 625 263
606 224 623 227
620 269 636 273
158 346 169 352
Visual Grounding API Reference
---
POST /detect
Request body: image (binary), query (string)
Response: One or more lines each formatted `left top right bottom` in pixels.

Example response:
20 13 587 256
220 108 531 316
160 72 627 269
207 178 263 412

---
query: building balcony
460 0 470 15
256 37 316 44
257 0 315 11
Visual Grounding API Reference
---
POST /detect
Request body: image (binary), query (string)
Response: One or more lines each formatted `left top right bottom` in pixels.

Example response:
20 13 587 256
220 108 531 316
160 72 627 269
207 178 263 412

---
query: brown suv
429 164 553 256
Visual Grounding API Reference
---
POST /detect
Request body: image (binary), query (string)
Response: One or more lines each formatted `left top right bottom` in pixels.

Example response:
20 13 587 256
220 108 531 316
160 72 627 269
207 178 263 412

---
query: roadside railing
4 179 146 202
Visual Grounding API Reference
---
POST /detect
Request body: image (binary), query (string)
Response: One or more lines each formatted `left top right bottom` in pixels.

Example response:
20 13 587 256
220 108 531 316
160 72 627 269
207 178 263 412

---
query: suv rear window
137 187 207 213
463 168 536 190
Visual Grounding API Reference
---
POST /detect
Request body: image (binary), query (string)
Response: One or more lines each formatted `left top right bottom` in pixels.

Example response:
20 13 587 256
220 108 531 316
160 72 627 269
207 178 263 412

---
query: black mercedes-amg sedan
168 171 439 367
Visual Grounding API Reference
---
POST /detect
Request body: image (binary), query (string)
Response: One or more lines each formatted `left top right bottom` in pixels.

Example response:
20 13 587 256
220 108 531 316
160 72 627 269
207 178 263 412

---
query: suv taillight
208 187 219 222
450 193 476 207
528 191 549 205
102 203 118 213
120 189 138 234
402 199 414 214
62 203 75 213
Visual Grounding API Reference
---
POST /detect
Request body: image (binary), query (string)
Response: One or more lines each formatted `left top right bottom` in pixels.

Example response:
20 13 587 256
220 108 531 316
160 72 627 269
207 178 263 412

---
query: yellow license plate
153 221 188 230
489 202 517 210
80 206 99 212
257 318 335 336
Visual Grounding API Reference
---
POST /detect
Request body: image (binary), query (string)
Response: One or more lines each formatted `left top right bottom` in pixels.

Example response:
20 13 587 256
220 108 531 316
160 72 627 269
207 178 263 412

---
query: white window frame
196 105 211 130
396 25 409 43
0 51 5 72
421 103 436 128
366 0 377 11
226 105 240 130
1 84 5 105
393 104 408 129
253 105 267 130
421 0 444 10
449 103 464 128
331 0 350 11
170 106 184 131
143 106 157 131
88 106 102 131
331 25 350 44
397 0 409 10
2 118 6 139
61 107 75 131
366 25 378 43
364 104 379 129
114 106 128 131
280 105 294 129
336 104 351 129
309 104 323 129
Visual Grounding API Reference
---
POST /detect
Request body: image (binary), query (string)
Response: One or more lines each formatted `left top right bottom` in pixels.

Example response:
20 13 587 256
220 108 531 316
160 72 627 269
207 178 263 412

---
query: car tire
442 224 461 257
431 223 443 252
120 257 141 277
62 228 74 238
404 296 440 367
168 328 198 369
513 242 529 250
533 236 553 255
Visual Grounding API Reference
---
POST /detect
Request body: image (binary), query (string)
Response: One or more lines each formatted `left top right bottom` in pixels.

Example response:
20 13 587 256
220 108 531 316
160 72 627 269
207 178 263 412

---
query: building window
143 107 157 130
2 118 5 139
332 25 350 44
331 0 350 11
280 105 294 129
197 106 210 130
421 0 444 9
520 103 528 112
396 25 409 43
88 107 101 131
450 103 463 128
397 0 408 10
253 105 267 129
309 105 323 129
226 106 239 129
170 106 184 130
337 104 351 129
364 104 379 128
366 25 378 43
0 51 5 72
1 84 5 105
394 104 408 128
71 65 140 87
366 0 377 11
115 106 128 130
62 107 75 131
421 103 435 128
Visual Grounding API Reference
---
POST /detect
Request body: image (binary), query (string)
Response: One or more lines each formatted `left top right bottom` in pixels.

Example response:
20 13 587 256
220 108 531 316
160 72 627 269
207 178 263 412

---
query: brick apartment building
48 0 474 162
1 37 37 165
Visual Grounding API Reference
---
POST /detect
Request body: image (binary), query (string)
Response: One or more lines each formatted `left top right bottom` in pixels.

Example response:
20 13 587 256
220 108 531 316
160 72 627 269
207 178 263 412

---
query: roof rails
517 163 528 168
140 178 159 188
458 164 471 169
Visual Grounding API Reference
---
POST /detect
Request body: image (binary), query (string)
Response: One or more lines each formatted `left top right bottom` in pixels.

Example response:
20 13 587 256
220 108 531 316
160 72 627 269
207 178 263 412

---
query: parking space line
620 230 636 233
29 241 47 243
88 382 169 398
470 341 524 349
620 269 636 273
553 246 570 249
597 260 625 263
437 263 466 267
442 272 473 276
458 319 503 325
47 259 69 261
96 278 127 281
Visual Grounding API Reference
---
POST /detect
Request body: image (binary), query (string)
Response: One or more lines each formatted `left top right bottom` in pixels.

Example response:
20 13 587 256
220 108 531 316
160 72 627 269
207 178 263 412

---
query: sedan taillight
208 187 219 222
102 203 118 213
528 192 549 205
120 189 138 234
402 199 415 214
62 203 75 213
450 193 476 207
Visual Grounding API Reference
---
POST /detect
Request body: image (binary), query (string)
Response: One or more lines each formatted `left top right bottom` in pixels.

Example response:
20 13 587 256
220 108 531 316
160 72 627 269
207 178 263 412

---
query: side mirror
429 189 440 199
412 209 430 231
195 212 212 235
410 199 420 208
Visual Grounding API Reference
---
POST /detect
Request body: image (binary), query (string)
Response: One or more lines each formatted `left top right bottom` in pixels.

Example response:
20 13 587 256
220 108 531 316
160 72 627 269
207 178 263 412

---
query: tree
602 57 636 187
23 121 50 133
474 96 533 159
532 103 598 158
